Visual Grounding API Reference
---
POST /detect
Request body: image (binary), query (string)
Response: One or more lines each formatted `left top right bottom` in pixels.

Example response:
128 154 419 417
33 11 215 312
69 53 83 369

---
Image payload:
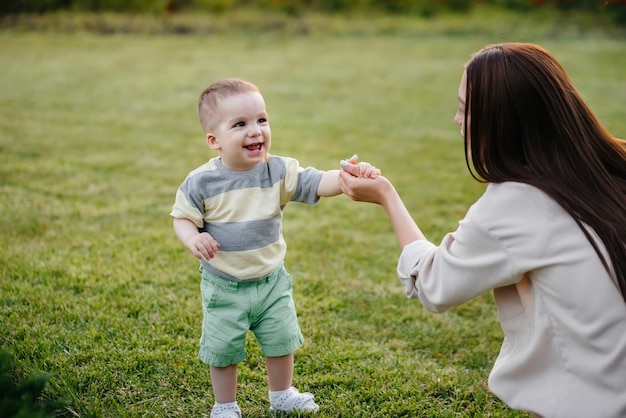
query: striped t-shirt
171 155 324 281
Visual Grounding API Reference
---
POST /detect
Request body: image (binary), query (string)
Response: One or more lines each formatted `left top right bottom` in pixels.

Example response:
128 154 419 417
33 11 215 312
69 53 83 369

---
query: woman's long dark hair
464 42 626 303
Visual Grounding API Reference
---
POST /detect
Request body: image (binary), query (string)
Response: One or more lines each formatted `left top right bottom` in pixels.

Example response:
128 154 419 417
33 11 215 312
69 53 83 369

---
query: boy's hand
340 154 381 179
185 232 220 261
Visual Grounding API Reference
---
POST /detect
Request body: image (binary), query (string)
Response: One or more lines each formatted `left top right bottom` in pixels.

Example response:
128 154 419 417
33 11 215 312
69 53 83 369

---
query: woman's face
453 70 468 139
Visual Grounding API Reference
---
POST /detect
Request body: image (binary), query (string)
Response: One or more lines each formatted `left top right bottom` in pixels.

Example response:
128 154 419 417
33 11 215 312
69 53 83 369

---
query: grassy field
1 12 625 417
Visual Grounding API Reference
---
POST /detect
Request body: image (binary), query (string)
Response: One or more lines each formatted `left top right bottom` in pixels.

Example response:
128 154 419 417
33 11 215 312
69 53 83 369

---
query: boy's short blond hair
198 78 260 133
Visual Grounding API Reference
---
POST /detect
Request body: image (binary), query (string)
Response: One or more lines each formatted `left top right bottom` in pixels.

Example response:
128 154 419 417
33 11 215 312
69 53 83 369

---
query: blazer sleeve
397 184 528 312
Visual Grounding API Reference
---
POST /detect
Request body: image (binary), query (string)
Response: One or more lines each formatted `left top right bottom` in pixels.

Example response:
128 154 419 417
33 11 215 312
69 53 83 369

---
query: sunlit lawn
1 14 625 416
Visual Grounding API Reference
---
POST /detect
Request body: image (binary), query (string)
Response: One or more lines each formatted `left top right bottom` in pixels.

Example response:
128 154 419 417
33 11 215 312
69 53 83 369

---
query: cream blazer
398 182 626 418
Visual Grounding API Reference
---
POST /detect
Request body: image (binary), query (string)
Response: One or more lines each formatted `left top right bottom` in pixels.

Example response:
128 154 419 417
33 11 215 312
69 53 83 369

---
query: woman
339 43 626 418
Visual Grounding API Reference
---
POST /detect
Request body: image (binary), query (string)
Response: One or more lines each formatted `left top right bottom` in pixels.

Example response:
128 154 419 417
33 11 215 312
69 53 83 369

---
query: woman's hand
340 154 381 179
338 166 392 205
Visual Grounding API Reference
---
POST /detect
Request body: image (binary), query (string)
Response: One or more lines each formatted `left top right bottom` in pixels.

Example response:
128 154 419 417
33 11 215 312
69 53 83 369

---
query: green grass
2 5 624 37
1 13 625 417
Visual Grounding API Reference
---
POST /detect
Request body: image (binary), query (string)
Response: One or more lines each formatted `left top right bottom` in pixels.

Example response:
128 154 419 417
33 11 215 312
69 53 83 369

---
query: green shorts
198 264 304 367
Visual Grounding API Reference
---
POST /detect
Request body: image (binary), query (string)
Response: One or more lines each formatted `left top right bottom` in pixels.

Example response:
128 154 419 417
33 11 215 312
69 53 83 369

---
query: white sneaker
210 402 242 418
269 386 319 413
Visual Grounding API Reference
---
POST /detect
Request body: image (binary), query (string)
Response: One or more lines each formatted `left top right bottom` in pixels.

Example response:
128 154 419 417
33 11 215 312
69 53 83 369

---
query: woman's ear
206 133 220 150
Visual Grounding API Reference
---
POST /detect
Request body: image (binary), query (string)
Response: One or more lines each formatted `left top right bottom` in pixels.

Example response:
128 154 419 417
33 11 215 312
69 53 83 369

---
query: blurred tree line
1 0 625 23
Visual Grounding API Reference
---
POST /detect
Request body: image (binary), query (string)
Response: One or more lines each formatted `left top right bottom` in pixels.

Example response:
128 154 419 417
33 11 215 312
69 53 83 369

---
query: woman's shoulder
469 181 563 230
482 181 555 209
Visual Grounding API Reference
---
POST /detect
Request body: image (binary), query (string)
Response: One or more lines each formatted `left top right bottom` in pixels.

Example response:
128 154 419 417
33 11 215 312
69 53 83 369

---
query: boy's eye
234 121 245 128
258 118 267 124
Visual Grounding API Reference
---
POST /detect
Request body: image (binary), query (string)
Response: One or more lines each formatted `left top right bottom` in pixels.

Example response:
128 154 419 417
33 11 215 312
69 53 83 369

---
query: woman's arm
338 170 425 248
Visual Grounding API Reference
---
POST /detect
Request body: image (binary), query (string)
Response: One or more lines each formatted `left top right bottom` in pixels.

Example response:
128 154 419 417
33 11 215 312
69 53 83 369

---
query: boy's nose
248 126 262 136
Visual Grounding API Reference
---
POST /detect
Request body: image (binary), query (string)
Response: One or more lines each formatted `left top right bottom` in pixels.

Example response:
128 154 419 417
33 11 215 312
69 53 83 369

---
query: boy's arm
173 217 220 260
316 170 343 197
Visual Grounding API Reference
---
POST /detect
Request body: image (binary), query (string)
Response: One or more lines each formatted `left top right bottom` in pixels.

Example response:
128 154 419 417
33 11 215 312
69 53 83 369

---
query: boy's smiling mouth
245 143 263 151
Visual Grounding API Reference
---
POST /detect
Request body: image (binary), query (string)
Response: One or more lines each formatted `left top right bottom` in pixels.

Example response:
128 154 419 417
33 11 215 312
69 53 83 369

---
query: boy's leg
266 354 318 413
211 364 238 403
254 266 318 412
266 353 293 391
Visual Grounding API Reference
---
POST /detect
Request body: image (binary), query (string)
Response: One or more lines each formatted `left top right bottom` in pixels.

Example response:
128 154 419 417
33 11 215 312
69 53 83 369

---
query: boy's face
206 91 271 171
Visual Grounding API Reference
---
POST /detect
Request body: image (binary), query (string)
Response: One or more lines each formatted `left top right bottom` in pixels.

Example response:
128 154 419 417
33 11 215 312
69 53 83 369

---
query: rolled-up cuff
397 239 436 298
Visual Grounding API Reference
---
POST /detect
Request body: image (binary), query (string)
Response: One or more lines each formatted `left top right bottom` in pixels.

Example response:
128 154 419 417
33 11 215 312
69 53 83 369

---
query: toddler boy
171 78 379 417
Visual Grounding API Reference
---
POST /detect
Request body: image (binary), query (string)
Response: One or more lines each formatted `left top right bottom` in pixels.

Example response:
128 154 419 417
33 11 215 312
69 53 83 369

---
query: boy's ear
206 133 220 150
